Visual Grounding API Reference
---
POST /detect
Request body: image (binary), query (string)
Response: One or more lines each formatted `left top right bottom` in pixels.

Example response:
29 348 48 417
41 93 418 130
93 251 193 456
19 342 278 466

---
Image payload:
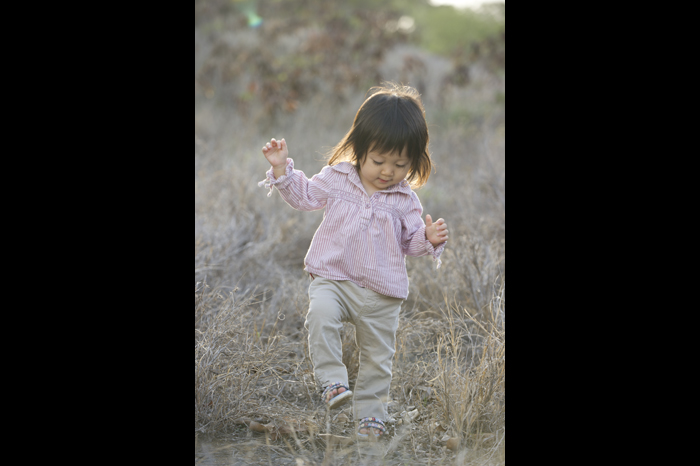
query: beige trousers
306 277 404 421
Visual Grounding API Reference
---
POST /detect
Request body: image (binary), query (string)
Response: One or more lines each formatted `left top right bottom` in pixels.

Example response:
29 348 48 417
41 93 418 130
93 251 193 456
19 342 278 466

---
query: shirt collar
331 163 413 196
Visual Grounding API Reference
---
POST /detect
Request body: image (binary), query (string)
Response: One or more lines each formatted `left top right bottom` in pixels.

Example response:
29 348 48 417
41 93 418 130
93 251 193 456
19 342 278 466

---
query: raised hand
426 215 449 247
262 138 289 170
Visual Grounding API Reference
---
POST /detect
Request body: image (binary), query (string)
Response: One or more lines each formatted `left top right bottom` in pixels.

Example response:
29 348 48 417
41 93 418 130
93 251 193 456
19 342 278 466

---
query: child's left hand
426 215 449 247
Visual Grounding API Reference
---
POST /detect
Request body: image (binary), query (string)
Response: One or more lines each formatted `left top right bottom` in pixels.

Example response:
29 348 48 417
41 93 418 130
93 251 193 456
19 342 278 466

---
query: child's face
359 147 411 195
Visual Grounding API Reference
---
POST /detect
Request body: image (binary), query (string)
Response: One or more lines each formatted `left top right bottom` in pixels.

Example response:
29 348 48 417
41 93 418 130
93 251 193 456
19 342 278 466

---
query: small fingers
436 220 449 242
263 139 286 150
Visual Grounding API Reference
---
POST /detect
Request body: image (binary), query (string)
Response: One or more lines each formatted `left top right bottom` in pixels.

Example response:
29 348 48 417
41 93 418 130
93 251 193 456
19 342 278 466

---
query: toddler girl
259 84 448 440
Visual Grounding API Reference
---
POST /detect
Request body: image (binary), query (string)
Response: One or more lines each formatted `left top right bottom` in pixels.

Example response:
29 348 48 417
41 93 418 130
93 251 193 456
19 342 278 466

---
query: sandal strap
322 382 350 402
358 417 386 433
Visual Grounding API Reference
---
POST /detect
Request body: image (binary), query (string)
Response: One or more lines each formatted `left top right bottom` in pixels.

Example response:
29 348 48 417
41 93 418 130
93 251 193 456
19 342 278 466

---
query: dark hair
328 83 433 189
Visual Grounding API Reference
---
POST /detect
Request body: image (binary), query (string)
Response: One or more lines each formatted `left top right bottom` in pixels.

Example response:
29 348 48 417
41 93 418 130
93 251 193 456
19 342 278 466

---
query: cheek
360 164 375 178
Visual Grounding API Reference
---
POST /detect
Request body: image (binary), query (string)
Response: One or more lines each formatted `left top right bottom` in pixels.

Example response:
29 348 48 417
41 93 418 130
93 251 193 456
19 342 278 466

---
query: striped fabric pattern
260 159 446 299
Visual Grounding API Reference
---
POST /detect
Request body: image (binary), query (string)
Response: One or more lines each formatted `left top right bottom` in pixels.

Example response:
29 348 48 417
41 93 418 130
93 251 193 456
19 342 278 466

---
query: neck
362 180 380 197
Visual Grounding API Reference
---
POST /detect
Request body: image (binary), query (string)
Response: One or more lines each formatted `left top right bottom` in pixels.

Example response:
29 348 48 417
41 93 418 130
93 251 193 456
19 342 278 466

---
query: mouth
379 179 391 184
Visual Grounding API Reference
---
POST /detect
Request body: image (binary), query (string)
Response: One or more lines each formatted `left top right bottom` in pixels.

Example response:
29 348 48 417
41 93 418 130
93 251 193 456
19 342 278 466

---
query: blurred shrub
195 0 504 120
409 2 505 58
195 0 411 120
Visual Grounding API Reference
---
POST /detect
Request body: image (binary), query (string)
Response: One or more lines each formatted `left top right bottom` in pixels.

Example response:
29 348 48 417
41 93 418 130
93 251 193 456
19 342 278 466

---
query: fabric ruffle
258 158 295 197
433 241 447 270
425 237 447 270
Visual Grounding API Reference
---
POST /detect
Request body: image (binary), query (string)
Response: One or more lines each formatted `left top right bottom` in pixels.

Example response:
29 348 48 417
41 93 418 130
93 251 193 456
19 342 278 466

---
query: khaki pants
306 277 404 421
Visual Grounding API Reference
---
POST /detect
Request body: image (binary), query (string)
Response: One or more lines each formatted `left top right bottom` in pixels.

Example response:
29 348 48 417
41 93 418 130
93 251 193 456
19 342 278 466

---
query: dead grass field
195 40 505 464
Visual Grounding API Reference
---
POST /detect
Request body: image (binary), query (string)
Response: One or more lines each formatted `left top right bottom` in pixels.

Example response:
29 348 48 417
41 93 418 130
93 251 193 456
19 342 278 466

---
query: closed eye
397 165 407 169
373 161 383 166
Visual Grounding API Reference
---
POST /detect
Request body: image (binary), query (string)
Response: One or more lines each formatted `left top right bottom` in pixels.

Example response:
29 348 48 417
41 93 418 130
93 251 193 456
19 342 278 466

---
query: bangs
364 98 418 158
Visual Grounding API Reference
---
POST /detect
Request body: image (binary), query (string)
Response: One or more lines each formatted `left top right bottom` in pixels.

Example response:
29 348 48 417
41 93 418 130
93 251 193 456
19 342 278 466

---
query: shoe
357 417 386 440
322 382 353 410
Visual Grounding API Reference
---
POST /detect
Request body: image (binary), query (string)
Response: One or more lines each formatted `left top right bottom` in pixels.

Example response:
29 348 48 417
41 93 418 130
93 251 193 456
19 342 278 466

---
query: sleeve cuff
258 159 295 197
426 240 447 270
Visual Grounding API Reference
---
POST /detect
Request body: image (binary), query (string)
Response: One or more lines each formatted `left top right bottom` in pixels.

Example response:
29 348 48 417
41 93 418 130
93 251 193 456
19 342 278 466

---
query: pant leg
306 278 351 388
351 289 404 421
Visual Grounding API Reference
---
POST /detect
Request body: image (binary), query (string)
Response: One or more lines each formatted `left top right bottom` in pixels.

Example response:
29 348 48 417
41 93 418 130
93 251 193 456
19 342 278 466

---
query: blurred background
195 0 505 142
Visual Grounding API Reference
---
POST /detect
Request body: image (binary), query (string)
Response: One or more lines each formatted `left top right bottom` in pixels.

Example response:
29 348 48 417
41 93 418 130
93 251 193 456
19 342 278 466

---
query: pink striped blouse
260 159 446 299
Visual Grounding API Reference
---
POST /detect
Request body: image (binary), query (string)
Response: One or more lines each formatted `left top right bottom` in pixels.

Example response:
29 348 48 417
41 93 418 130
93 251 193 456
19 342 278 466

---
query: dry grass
195 42 505 464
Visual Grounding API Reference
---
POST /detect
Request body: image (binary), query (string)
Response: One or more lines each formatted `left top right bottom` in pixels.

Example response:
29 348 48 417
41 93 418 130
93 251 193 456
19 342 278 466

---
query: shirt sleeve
258 158 331 212
401 193 447 269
